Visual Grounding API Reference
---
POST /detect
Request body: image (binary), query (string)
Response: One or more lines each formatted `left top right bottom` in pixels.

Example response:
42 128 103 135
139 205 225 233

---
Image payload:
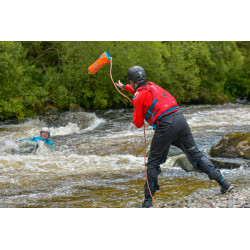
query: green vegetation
0 41 249 121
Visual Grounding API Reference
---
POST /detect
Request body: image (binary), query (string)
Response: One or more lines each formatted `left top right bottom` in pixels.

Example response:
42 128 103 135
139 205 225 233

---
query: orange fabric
124 84 136 94
88 52 110 74
132 89 153 128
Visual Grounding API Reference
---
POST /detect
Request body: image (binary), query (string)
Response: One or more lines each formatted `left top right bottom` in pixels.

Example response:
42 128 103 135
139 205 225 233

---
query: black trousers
144 110 225 200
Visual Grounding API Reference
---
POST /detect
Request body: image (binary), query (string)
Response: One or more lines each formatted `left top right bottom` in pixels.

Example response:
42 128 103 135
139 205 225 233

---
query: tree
0 42 47 120
224 42 250 99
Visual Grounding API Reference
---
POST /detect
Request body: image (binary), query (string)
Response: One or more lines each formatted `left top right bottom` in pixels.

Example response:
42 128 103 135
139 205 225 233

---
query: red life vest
137 82 179 129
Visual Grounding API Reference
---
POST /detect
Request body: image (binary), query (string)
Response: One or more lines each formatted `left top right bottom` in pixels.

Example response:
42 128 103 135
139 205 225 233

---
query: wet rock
208 157 250 169
210 132 250 159
168 153 248 172
169 152 250 173
39 111 96 128
211 93 230 104
173 154 194 172
42 105 58 114
69 103 84 112
235 96 249 104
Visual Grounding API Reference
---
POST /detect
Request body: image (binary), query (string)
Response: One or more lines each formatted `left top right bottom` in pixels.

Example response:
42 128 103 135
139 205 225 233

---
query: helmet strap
130 80 136 90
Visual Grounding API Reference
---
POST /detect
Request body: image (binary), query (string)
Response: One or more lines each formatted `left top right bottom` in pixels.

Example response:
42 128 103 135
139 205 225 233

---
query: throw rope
109 58 132 103
109 57 159 208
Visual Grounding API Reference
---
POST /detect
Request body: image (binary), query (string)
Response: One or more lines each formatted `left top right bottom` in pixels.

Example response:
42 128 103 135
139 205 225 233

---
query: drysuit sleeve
132 109 145 128
124 84 136 94
19 137 36 142
132 90 152 128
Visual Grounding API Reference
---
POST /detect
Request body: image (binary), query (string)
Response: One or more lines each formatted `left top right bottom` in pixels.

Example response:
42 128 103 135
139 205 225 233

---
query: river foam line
0 112 106 141
0 153 145 173
184 104 250 129
1 151 249 179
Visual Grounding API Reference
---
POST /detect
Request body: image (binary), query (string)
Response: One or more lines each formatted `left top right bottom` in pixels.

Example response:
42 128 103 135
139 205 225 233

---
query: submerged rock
209 157 250 169
39 111 96 128
210 132 250 159
170 153 249 172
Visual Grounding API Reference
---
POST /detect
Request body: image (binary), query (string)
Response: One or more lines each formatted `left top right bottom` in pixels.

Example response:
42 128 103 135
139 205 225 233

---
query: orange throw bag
88 51 111 74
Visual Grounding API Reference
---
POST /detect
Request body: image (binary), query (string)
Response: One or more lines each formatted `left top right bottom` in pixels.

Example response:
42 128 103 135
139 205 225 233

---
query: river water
0 103 249 207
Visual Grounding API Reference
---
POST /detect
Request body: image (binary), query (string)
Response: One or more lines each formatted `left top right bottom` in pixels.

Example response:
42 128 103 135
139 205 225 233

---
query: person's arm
132 91 147 128
132 90 152 128
115 81 136 94
19 137 35 142
132 109 145 128
124 84 136 94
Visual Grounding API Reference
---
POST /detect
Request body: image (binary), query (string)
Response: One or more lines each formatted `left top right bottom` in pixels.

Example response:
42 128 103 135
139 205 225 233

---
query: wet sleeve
124 84 136 94
132 91 152 128
21 137 35 142
132 93 146 128
132 111 144 128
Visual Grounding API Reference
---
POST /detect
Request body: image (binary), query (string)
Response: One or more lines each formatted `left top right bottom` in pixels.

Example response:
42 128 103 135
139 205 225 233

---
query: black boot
220 180 234 194
141 199 153 208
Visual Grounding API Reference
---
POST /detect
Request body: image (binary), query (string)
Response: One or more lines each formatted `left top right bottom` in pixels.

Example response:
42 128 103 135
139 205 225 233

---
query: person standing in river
115 66 234 208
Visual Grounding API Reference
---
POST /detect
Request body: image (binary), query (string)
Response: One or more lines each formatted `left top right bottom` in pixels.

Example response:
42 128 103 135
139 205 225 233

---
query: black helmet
127 66 146 83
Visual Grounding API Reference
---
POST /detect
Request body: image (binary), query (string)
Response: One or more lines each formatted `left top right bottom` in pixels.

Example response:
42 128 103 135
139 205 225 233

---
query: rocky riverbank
161 185 249 208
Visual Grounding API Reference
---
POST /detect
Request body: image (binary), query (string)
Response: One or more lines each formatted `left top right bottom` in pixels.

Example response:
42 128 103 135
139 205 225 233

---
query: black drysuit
145 110 225 200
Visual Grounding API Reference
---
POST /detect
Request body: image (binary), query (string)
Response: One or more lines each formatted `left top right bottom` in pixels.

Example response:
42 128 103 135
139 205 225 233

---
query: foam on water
0 104 249 207
0 118 46 141
0 112 106 140
51 122 81 136
185 104 250 129
0 152 144 173
80 116 106 132
50 113 105 136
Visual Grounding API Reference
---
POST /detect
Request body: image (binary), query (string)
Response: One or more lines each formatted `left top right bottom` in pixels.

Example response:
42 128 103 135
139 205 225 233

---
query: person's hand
115 80 123 89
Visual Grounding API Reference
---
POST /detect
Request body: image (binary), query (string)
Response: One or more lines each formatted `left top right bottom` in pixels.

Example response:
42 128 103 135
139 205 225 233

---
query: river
0 103 249 207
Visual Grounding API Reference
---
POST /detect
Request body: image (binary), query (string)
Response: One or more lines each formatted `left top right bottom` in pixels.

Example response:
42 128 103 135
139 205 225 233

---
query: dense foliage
0 41 249 121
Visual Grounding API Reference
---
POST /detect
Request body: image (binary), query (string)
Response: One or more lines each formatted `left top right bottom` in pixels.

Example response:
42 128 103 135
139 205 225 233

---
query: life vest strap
153 106 180 130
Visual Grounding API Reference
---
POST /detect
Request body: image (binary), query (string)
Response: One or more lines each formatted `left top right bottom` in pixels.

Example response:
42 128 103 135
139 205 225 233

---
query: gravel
162 186 250 208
